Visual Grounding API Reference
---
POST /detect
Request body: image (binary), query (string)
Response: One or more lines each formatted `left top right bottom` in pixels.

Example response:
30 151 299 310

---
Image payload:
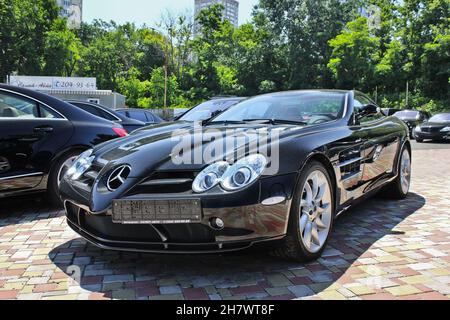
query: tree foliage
0 0 448 111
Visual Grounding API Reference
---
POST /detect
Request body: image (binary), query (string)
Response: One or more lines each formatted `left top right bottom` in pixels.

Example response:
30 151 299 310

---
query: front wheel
272 161 334 262
416 138 423 143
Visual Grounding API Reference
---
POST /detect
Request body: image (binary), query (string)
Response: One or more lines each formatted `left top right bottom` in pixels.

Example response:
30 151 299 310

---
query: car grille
69 164 102 193
421 127 442 133
127 171 197 195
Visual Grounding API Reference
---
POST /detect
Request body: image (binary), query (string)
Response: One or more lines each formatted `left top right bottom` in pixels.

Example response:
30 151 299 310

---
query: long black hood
90 121 343 179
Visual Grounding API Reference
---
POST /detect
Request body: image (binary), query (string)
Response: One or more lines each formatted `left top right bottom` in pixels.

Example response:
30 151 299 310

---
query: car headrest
2 107 15 118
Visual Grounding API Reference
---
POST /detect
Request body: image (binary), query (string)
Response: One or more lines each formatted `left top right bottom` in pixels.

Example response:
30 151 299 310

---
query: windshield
212 92 346 125
180 99 242 122
393 111 419 119
429 114 450 123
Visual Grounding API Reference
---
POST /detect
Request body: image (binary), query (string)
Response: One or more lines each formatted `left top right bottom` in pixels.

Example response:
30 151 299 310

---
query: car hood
395 116 418 122
92 121 312 177
419 122 450 129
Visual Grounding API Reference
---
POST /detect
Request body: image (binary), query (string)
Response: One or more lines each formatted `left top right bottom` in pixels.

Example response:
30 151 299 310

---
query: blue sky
83 0 259 26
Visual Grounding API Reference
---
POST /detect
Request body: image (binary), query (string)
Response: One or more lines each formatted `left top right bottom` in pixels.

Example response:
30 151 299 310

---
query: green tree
0 0 60 80
43 19 82 76
328 17 380 91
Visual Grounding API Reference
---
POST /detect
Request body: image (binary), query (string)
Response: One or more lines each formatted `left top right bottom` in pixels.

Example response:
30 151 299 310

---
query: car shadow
0 194 62 227
49 192 425 300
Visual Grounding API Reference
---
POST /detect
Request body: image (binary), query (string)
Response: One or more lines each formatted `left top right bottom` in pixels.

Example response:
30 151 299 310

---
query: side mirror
356 104 380 120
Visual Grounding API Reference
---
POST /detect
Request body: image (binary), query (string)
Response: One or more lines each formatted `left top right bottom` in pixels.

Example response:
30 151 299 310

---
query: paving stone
159 285 182 295
386 285 422 296
0 149 449 300
267 274 293 287
287 285 314 298
112 289 136 300
103 274 134 283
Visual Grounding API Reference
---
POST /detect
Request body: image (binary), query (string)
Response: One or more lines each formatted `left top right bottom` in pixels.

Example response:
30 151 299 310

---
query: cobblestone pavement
0 149 449 300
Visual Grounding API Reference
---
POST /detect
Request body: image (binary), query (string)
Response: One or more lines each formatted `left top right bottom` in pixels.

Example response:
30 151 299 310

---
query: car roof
66 100 112 110
116 108 155 112
433 112 450 116
0 84 114 124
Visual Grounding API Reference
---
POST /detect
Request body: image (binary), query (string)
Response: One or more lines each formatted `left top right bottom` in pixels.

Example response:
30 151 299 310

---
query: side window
0 92 39 119
98 109 118 121
76 103 103 117
129 111 147 122
145 112 155 123
39 104 61 119
0 92 63 119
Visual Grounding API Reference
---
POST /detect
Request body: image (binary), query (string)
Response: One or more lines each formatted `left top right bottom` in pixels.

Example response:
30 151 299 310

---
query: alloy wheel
299 170 332 253
400 149 411 194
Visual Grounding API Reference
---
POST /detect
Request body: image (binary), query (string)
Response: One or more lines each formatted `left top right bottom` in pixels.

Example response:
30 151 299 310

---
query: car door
0 90 73 192
353 94 401 189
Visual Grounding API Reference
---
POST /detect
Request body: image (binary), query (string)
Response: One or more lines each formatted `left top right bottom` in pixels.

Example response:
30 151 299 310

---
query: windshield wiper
206 120 247 126
242 119 308 126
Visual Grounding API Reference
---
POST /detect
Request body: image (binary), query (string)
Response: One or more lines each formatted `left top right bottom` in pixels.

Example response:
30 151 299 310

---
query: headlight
440 127 450 132
221 155 267 191
415 126 422 132
193 154 267 193
65 149 94 180
192 161 229 193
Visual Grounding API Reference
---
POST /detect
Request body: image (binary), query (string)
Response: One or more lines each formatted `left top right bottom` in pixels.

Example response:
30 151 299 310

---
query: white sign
9 76 97 91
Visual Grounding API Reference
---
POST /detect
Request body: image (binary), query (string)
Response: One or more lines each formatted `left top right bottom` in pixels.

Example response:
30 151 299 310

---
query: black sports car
60 90 411 261
0 84 128 205
393 110 431 139
66 100 146 133
414 113 450 142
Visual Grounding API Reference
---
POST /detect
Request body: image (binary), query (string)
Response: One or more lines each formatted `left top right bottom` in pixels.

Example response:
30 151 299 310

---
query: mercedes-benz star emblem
107 165 131 191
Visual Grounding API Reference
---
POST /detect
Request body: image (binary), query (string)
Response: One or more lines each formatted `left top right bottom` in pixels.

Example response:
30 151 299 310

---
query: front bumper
415 131 450 140
64 200 290 254
61 173 297 254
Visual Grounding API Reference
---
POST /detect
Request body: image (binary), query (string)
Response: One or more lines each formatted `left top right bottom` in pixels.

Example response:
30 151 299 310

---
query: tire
380 146 411 199
272 161 335 262
416 138 423 143
47 150 82 207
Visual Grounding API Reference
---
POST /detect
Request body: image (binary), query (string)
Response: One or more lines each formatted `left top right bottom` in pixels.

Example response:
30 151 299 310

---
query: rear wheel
272 161 334 262
47 150 82 207
381 146 411 199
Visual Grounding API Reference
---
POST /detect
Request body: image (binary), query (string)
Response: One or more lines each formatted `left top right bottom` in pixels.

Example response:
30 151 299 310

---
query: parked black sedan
60 90 411 261
116 108 164 126
414 113 450 142
66 100 146 133
0 84 128 206
393 110 431 139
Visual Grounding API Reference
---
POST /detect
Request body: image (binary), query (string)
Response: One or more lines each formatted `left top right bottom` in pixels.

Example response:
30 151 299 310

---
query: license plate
112 199 202 224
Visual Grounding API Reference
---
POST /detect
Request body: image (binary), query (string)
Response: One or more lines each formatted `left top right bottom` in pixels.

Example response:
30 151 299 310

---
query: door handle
355 138 364 143
34 126 54 133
